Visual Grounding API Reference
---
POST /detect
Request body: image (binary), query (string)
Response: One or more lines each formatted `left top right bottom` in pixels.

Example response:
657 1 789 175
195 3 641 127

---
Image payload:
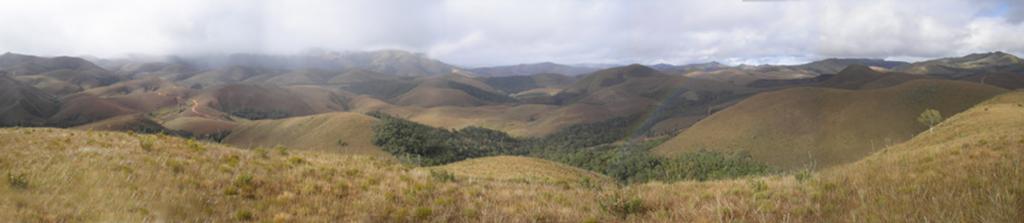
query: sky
0 0 1022 67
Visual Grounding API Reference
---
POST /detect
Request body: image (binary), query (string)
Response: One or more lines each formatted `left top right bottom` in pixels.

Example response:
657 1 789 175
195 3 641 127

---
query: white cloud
0 0 1021 66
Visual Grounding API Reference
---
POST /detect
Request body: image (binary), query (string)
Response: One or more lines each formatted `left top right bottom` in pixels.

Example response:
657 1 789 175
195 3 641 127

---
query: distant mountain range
469 62 599 77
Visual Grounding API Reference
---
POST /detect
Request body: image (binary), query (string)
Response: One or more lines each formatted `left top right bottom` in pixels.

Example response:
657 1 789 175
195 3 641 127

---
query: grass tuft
6 172 28 189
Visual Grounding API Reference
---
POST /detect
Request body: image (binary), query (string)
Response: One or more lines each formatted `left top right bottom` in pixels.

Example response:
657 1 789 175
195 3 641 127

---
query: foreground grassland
1 92 1023 222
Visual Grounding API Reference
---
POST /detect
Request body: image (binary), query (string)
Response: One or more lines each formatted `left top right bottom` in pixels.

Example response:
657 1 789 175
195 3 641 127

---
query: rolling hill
0 53 118 95
552 64 754 136
652 79 1007 169
481 73 575 94
0 75 61 126
73 114 180 135
221 112 387 157
393 73 514 107
895 51 1024 78
1 90 1021 222
816 65 927 89
326 69 417 99
188 84 347 120
469 62 598 77
659 58 909 86
794 58 909 74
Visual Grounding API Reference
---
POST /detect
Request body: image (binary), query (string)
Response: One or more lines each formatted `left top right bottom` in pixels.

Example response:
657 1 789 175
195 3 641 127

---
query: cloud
0 0 1021 66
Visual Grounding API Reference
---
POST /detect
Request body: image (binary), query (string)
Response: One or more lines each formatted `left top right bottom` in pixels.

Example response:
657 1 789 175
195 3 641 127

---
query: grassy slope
221 112 388 157
653 79 1007 169
1 91 1021 222
73 114 173 134
432 156 614 184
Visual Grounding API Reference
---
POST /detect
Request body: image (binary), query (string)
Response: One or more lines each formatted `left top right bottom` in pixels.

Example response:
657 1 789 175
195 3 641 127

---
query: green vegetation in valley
370 112 525 165
371 112 771 184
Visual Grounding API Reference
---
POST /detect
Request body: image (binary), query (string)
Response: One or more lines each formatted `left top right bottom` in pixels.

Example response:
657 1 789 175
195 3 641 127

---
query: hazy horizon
2 0 1023 66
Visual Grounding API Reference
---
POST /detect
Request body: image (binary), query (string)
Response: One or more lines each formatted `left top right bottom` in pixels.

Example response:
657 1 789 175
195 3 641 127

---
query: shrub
917 108 943 133
254 147 269 159
288 156 305 165
413 207 433 220
749 179 768 193
274 145 289 155
794 169 812 183
7 172 28 189
235 210 254 221
429 169 456 182
599 193 648 219
138 135 155 152
186 139 206 152
235 174 254 187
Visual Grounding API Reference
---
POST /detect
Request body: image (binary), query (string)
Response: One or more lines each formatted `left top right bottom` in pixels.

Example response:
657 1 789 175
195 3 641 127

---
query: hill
481 73 575 94
46 77 191 127
895 51 1024 78
393 73 513 107
552 64 753 136
662 59 908 86
179 50 458 77
794 58 909 74
178 66 278 89
321 50 458 77
816 65 927 89
681 66 818 86
0 53 117 94
369 65 753 137
653 79 1007 169
431 156 613 184
469 62 597 77
73 114 179 135
79 77 191 112
221 112 387 157
326 69 417 99
1 90 1022 221
0 75 61 126
189 84 346 120
651 62 730 74
956 73 1024 90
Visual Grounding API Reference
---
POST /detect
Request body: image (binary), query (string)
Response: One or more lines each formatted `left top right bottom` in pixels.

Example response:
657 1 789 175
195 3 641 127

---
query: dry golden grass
654 79 1007 169
431 156 614 185
0 91 1021 222
221 112 389 157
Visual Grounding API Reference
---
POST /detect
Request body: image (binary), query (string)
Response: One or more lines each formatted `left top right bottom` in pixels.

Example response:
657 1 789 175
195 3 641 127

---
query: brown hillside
48 94 136 126
190 84 345 120
958 73 1024 89
73 114 177 134
653 79 1007 169
162 117 237 135
0 75 61 126
0 53 117 90
393 73 511 107
817 65 927 89
221 112 387 157
895 51 1024 78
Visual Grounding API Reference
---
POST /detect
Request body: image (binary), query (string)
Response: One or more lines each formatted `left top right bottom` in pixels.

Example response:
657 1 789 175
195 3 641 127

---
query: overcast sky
1 0 1022 66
